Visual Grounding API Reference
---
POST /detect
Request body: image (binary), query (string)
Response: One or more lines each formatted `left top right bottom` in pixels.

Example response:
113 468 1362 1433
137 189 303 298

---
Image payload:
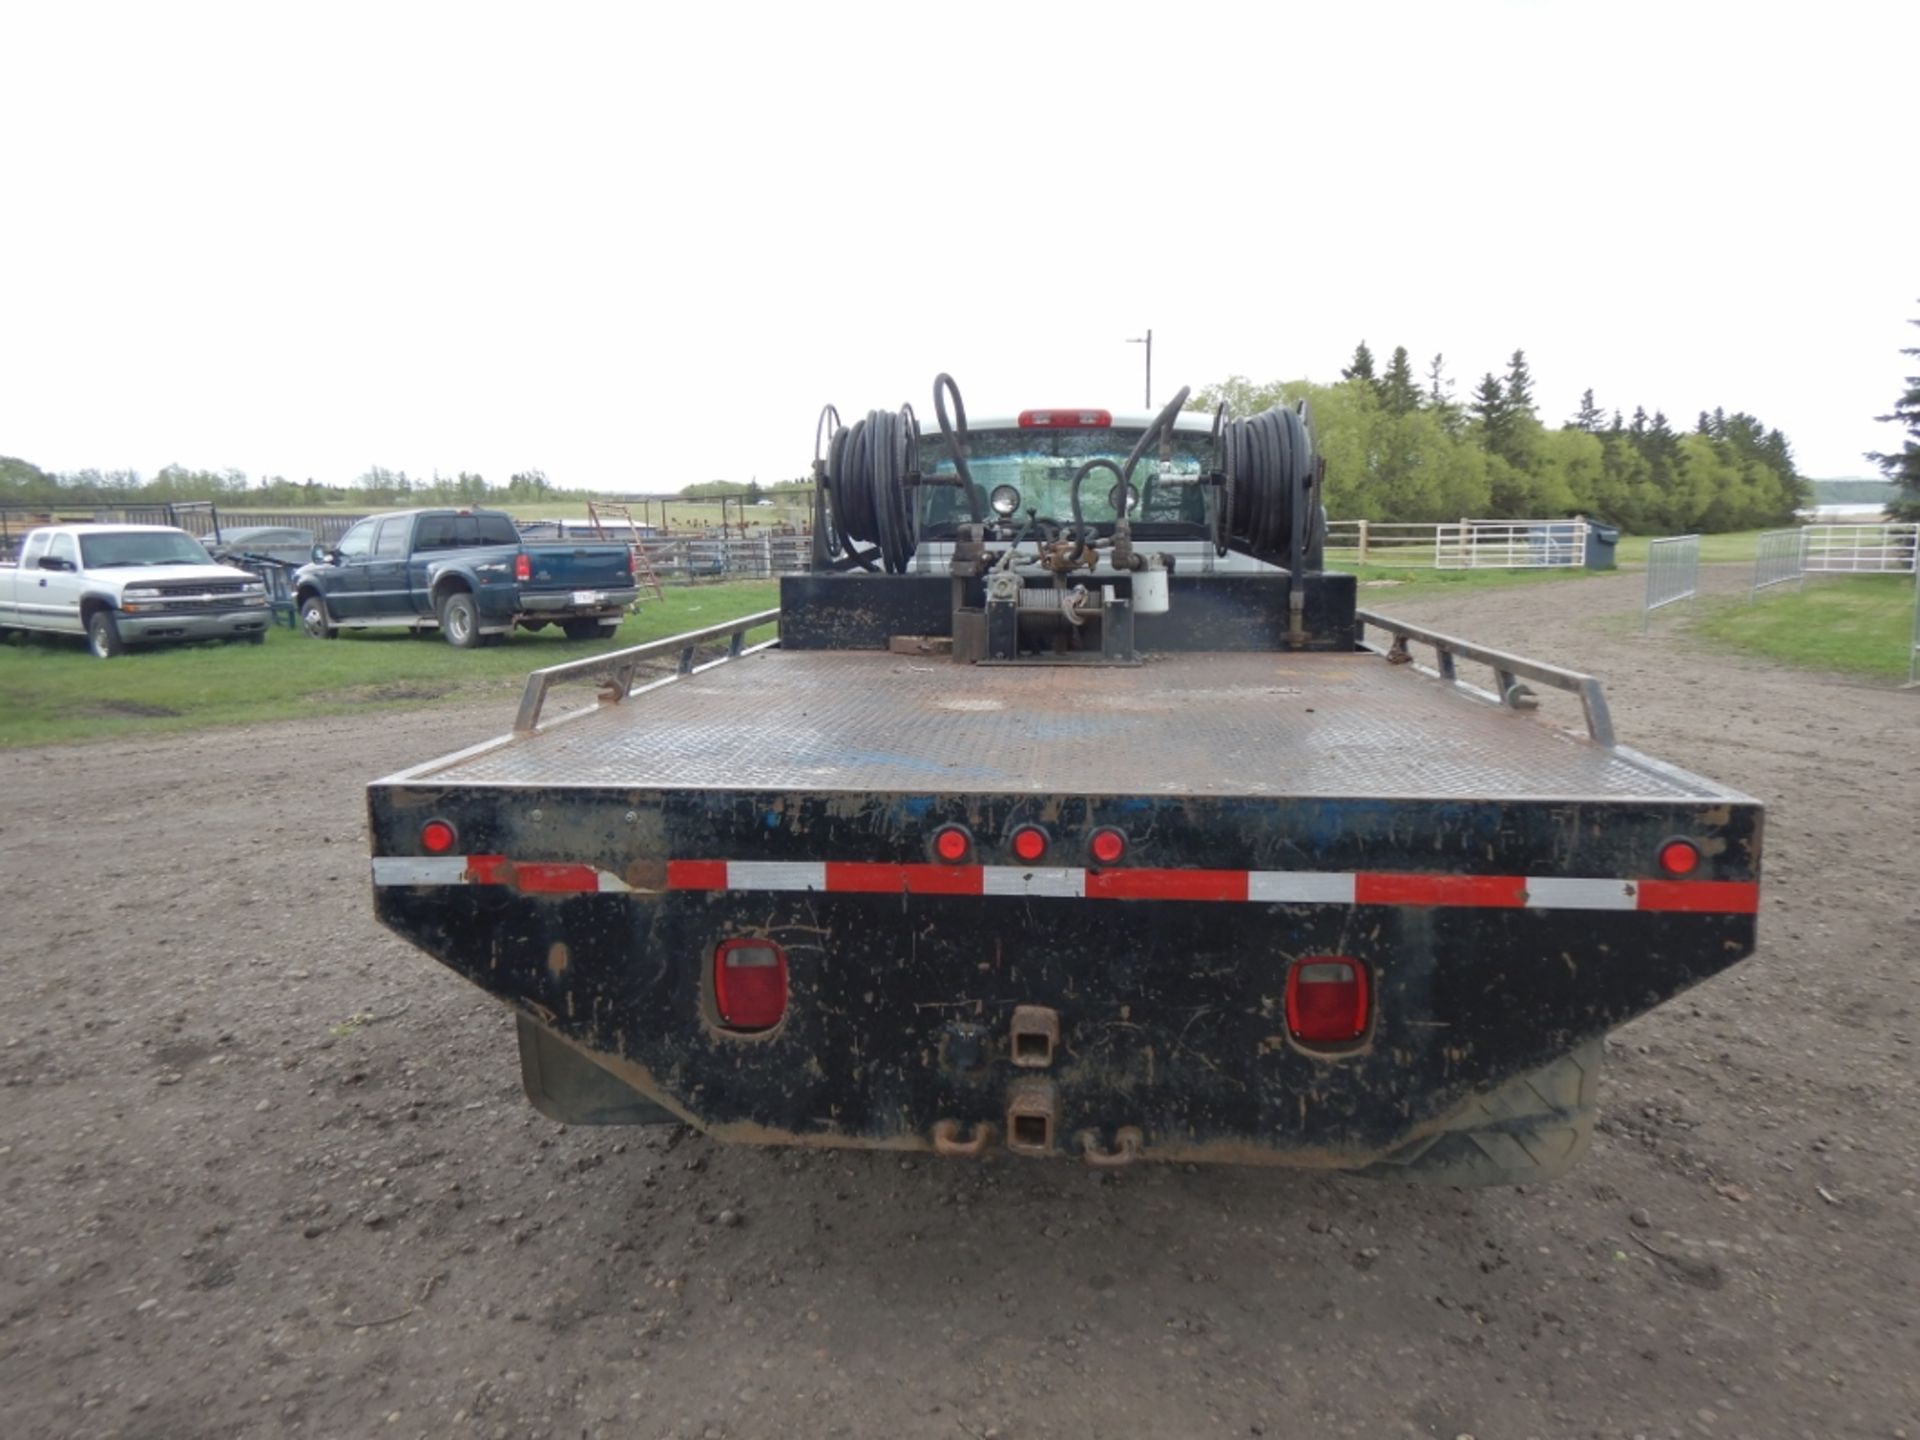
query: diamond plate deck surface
420 650 1723 800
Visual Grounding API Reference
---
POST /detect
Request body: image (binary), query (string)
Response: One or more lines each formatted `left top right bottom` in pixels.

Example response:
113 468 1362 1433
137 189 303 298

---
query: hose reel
818 404 920 573
1219 402 1325 568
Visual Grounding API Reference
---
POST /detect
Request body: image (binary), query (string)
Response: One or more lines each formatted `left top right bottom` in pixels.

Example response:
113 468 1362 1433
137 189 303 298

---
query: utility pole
1126 329 1152 408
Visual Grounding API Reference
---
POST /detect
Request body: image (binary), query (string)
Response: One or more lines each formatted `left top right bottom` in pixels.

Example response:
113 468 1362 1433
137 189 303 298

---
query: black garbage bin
1584 521 1621 571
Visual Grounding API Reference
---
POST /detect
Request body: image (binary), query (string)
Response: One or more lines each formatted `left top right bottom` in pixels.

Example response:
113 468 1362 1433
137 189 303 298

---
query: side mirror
38 556 72 572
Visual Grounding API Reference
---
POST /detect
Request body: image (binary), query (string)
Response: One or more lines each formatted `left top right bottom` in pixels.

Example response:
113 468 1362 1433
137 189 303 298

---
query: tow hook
1079 1126 1144 1170
931 1119 994 1158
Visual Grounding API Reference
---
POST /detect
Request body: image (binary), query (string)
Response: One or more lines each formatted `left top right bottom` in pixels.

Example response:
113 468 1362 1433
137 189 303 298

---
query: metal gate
1642 535 1699 630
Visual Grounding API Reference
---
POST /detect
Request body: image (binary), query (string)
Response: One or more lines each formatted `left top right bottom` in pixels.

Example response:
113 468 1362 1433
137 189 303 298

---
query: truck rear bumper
518 588 639 616
367 782 1761 1168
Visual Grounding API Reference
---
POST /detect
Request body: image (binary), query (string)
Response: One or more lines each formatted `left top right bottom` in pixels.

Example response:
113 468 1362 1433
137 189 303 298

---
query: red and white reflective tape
373 854 1757 914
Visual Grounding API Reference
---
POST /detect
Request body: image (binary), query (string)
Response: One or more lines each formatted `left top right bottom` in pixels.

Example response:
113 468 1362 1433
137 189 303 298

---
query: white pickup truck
0 523 271 657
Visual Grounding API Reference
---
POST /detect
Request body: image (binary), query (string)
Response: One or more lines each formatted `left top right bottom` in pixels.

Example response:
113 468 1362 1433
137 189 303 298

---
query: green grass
1690 575 1917 680
1613 530 1768 566
0 580 779 748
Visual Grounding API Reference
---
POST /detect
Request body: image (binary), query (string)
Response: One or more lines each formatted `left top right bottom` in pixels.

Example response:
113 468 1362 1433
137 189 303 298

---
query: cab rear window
415 514 522 550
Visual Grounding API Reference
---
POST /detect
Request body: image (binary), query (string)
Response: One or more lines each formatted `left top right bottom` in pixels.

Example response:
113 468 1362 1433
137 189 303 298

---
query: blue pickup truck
294 508 638 648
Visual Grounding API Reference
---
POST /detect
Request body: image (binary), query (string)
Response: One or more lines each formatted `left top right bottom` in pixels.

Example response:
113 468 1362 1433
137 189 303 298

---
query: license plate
571 590 601 606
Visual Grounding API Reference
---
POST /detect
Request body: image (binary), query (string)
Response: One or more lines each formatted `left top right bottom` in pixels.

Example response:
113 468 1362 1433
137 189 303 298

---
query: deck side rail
512 607 781 735
1355 608 1616 747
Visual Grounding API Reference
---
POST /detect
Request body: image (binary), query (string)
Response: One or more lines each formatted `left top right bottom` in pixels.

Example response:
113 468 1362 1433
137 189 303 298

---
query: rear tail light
713 938 788 1032
514 553 532 581
1018 409 1113 429
420 819 457 854
1658 839 1701 875
1088 828 1127 865
1286 956 1370 1046
1011 826 1049 864
932 825 972 863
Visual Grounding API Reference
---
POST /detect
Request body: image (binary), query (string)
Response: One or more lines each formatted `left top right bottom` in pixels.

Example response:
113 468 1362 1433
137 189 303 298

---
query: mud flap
1358 1038 1602 1187
516 1016 677 1126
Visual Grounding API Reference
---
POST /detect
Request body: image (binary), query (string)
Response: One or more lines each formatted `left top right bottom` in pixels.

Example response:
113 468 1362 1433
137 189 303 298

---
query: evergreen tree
1866 309 1920 521
1503 350 1537 418
1341 341 1380 390
1470 372 1518 465
1571 388 1605 432
1425 354 1461 432
1381 346 1422 415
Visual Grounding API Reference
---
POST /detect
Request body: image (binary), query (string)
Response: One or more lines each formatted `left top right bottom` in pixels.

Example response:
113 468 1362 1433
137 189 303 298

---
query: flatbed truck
365 380 1760 1184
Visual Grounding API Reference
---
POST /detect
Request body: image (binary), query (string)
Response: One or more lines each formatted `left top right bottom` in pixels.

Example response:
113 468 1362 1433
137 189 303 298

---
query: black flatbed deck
397 647 1735 803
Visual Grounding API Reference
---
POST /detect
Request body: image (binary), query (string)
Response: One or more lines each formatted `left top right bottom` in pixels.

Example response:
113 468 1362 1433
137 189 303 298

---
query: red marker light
1658 840 1701 876
713 938 789 1031
1011 826 1049 864
420 819 457 854
1285 956 1370 1046
1017 409 1113 429
1089 828 1127 865
933 825 972 863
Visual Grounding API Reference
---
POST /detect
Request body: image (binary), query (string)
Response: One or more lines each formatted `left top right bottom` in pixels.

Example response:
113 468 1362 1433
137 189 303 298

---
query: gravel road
3 566 1914 1440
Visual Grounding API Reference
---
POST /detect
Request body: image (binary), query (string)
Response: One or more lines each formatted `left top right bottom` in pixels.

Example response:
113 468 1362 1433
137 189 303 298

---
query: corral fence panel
1751 528 1808 597
1802 523 1919 574
1643 534 1700 630
1324 518 1587 570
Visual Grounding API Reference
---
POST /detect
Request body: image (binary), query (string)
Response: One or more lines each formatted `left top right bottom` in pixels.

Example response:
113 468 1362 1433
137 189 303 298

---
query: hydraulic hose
933 373 984 523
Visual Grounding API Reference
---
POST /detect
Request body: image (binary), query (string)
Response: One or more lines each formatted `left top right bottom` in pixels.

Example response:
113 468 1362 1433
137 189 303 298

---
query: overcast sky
3 1 1914 492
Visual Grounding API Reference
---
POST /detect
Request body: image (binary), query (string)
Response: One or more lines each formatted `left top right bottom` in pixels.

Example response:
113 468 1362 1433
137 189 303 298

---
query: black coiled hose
823 405 920 573
1220 403 1320 561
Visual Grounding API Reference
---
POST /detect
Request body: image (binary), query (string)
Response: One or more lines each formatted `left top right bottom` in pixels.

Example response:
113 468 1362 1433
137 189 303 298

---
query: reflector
1658 840 1701 876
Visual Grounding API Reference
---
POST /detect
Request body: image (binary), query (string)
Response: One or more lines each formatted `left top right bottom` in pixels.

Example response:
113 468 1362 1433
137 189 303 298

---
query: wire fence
1643 535 1700 630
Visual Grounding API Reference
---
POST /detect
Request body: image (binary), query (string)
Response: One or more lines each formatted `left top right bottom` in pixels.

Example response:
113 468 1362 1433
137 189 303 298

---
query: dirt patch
0 564 1914 1439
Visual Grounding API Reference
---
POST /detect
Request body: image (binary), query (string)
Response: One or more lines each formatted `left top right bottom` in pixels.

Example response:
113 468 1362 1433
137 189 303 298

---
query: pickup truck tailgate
520 543 634 593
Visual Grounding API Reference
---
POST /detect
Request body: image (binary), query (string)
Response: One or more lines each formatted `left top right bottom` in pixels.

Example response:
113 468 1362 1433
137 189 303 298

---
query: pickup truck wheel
560 618 603 641
86 609 126 658
299 596 336 639
439 591 483 649
1358 1038 1601 1187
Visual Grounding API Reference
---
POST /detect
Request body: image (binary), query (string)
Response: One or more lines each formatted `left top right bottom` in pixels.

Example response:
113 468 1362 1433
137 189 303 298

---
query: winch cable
933 373 984 523
822 405 921 573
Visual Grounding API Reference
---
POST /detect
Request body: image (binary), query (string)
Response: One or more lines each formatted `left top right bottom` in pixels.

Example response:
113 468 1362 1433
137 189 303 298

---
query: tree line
0 459 561 512
1196 344 1808 533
